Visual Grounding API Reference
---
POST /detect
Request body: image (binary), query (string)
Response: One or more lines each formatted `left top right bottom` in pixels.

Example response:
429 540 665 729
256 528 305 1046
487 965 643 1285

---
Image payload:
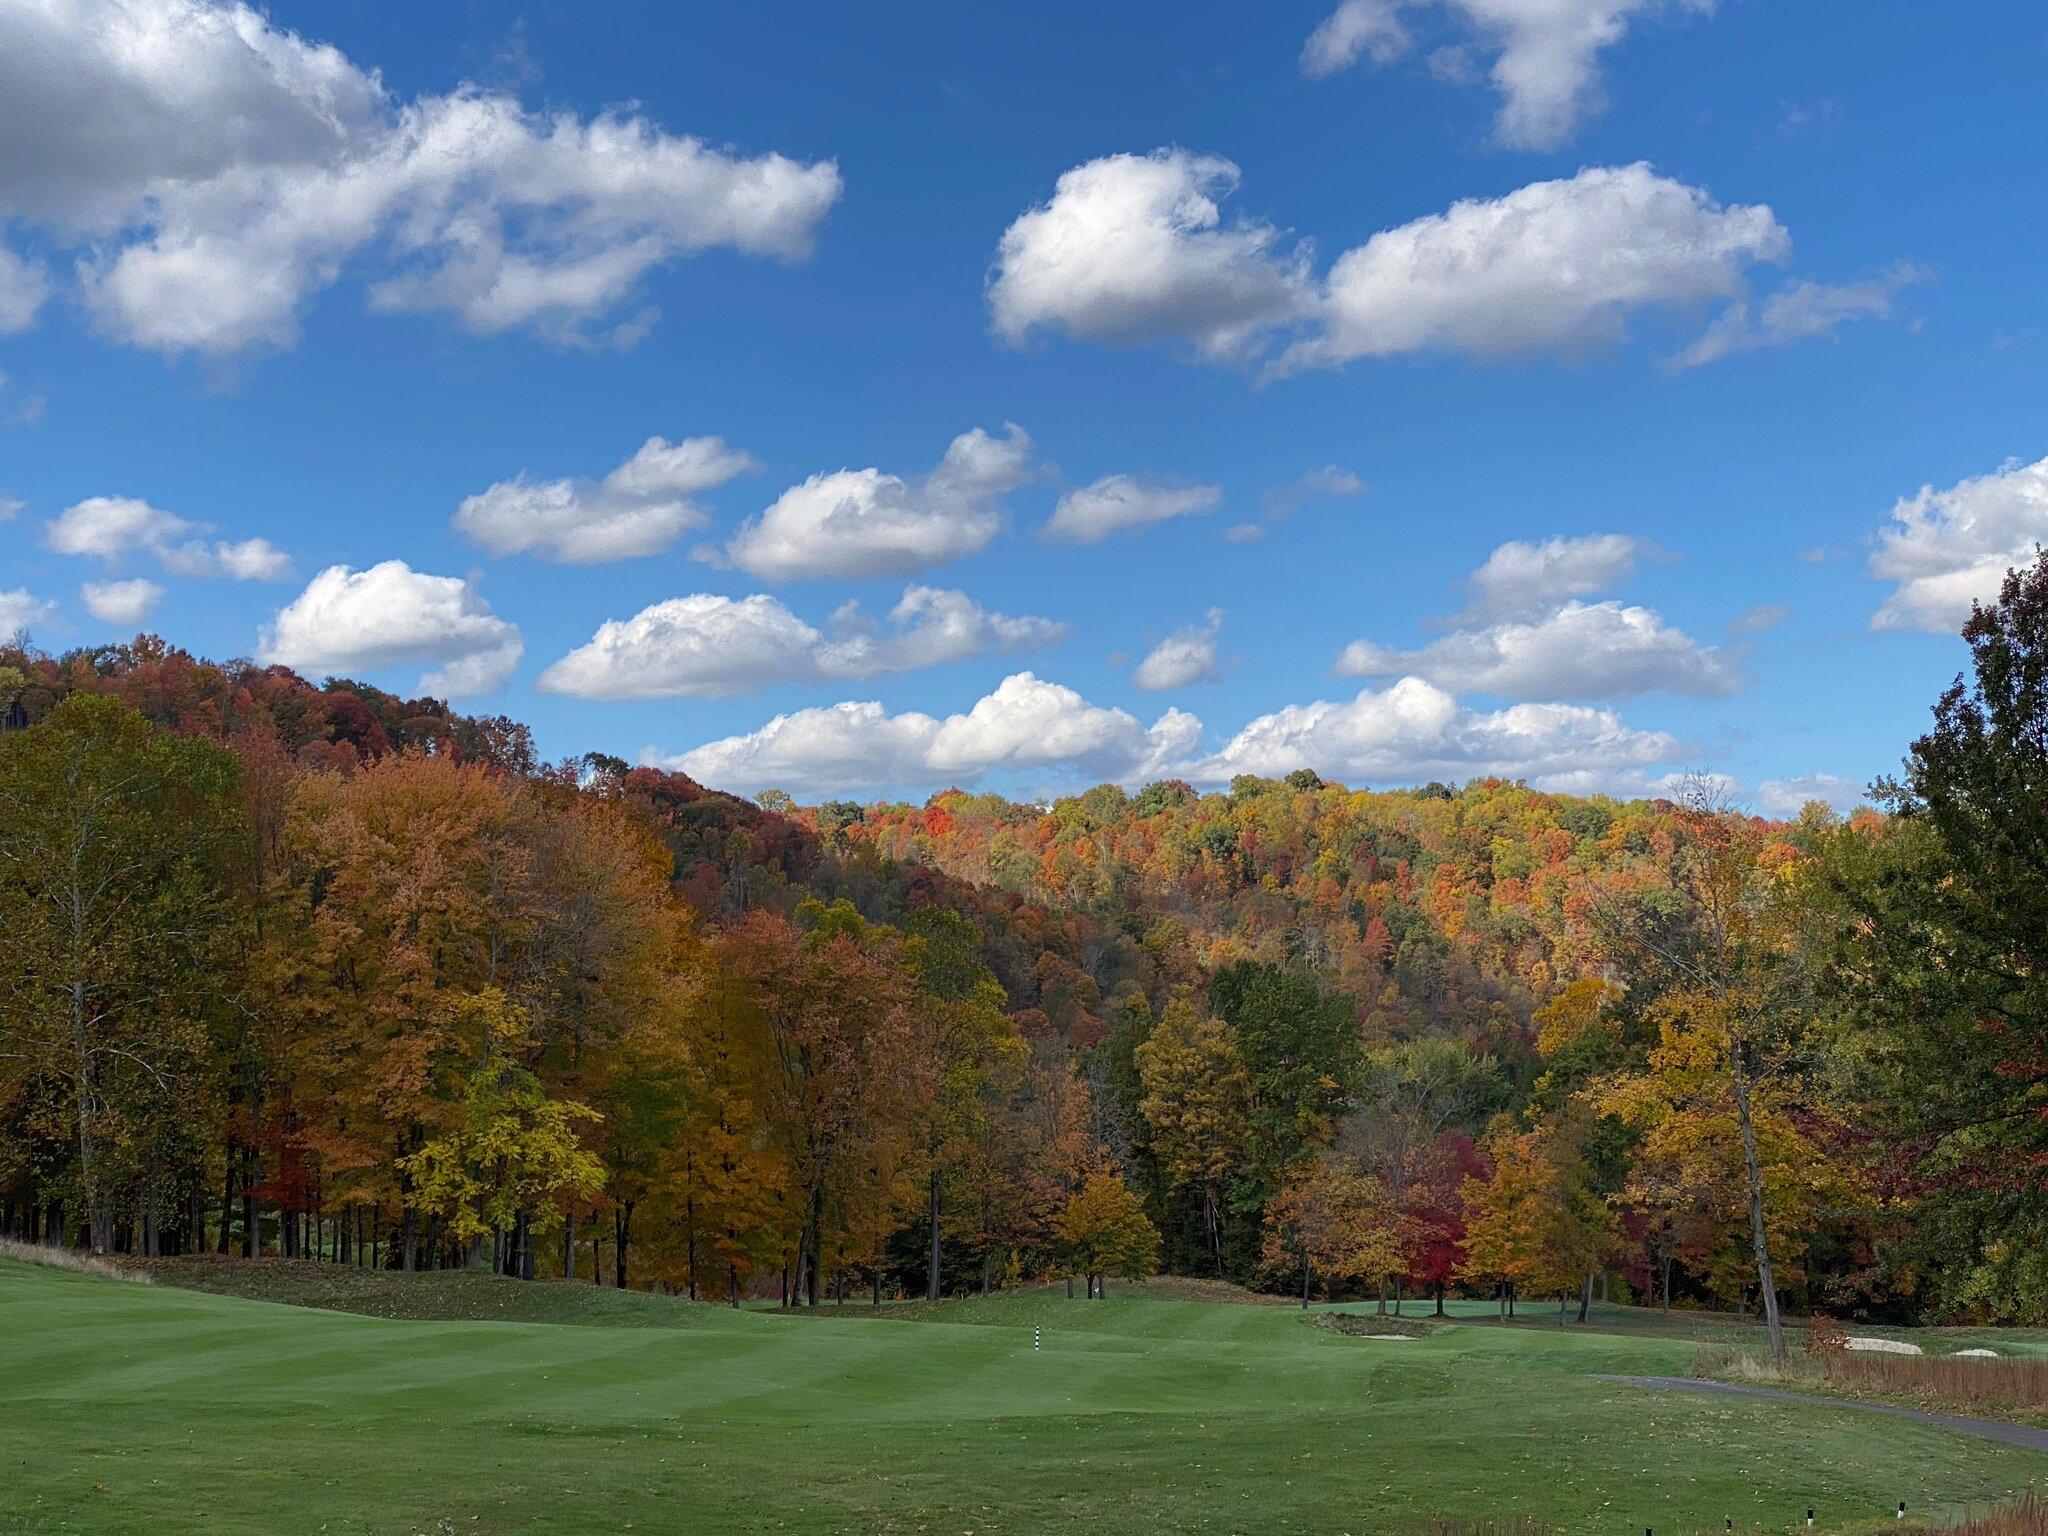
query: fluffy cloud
1043 475 1222 544
1301 0 1717 150
1755 772 1865 819
456 435 755 563
0 588 56 642
1279 164 1785 374
1671 267 1922 370
987 150 1311 361
1869 455 2048 632
1455 533 1652 622
0 246 48 332
0 0 841 354
538 586 1063 699
42 494 292 579
1135 609 1225 691
44 495 190 559
80 577 164 625
991 156 1805 377
259 560 522 696
1189 675 1682 794
1338 599 1742 700
660 672 1201 798
725 425 1032 581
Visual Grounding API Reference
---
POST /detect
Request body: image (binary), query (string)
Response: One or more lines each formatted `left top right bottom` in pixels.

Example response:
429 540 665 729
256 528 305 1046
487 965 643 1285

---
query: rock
1845 1336 1923 1356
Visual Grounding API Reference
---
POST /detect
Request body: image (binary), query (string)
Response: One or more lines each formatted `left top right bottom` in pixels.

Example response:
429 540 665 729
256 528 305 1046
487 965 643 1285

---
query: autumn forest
5 559 2047 1342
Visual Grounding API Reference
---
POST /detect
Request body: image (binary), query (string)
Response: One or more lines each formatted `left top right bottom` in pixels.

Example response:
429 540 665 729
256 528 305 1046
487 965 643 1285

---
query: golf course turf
4 1257 2044 1536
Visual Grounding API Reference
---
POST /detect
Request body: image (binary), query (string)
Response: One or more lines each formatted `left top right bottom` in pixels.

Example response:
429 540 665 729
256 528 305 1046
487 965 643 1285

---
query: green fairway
4 1259 2044 1536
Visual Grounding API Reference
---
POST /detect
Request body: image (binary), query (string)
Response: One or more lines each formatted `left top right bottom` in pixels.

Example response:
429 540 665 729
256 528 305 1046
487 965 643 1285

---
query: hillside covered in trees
4 560 2046 1333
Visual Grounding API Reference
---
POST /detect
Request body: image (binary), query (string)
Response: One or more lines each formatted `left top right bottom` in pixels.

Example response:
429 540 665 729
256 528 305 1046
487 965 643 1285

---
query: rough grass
0 1237 146 1284
1698 1347 2048 1421
118 1253 712 1325
1907 1495 2048 1536
6 1255 2046 1535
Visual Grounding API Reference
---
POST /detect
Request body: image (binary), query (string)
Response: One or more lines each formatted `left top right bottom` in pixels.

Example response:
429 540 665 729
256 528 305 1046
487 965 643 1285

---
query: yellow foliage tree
1135 999 1250 1275
1260 1155 1403 1307
400 991 605 1268
1057 1170 1160 1297
1460 1112 1618 1319
1596 986 1845 1309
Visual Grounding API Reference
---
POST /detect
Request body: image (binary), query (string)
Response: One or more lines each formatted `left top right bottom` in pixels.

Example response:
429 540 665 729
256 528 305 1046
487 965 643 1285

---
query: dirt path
1603 1375 2048 1454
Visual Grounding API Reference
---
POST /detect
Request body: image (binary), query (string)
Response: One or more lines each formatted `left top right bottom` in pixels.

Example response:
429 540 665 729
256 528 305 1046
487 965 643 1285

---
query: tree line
1 558 2044 1323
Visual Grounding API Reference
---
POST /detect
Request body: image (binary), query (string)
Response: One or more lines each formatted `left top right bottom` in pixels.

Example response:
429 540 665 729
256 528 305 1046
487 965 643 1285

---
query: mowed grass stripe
4 1259 2044 1536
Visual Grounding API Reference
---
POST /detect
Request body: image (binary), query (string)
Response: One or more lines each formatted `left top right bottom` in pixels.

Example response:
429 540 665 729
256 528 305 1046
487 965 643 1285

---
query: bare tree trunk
684 1192 697 1301
1577 1270 1594 1324
216 1142 236 1254
1730 1039 1787 1363
927 1166 942 1302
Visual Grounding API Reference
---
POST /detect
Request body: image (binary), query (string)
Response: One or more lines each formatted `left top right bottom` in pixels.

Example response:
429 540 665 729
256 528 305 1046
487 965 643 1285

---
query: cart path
1601 1375 2048 1453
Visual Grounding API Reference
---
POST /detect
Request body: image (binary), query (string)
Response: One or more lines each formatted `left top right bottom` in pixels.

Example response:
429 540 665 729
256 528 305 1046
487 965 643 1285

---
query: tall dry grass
1829 1351 2048 1413
0 1236 148 1283
1905 1496 2048 1536
1417 1499 2046 1536
1697 1343 2048 1415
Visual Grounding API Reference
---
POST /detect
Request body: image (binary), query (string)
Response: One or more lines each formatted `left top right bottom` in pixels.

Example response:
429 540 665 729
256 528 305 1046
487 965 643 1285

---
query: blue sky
2 0 2044 810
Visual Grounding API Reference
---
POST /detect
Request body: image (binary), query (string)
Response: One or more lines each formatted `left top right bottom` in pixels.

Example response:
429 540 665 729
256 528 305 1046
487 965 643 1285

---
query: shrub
1805 1313 1848 1357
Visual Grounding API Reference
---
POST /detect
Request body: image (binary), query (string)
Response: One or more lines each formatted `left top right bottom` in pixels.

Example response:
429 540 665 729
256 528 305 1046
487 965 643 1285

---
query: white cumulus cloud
1189 675 1682 794
725 425 1032 581
80 577 164 625
658 671 1201 798
987 149 1311 361
1456 533 1654 622
1337 599 1742 700
1869 455 2048 633
538 586 1062 700
456 434 756 563
991 156 1812 378
43 494 292 580
1044 475 1223 544
45 495 192 559
0 588 56 642
1135 609 1225 691
1302 0 1717 151
260 560 522 696
0 0 842 355
1279 163 1786 375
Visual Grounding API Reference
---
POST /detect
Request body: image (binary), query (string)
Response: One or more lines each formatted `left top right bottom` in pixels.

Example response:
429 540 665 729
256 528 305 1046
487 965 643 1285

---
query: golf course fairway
4 1258 2043 1535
